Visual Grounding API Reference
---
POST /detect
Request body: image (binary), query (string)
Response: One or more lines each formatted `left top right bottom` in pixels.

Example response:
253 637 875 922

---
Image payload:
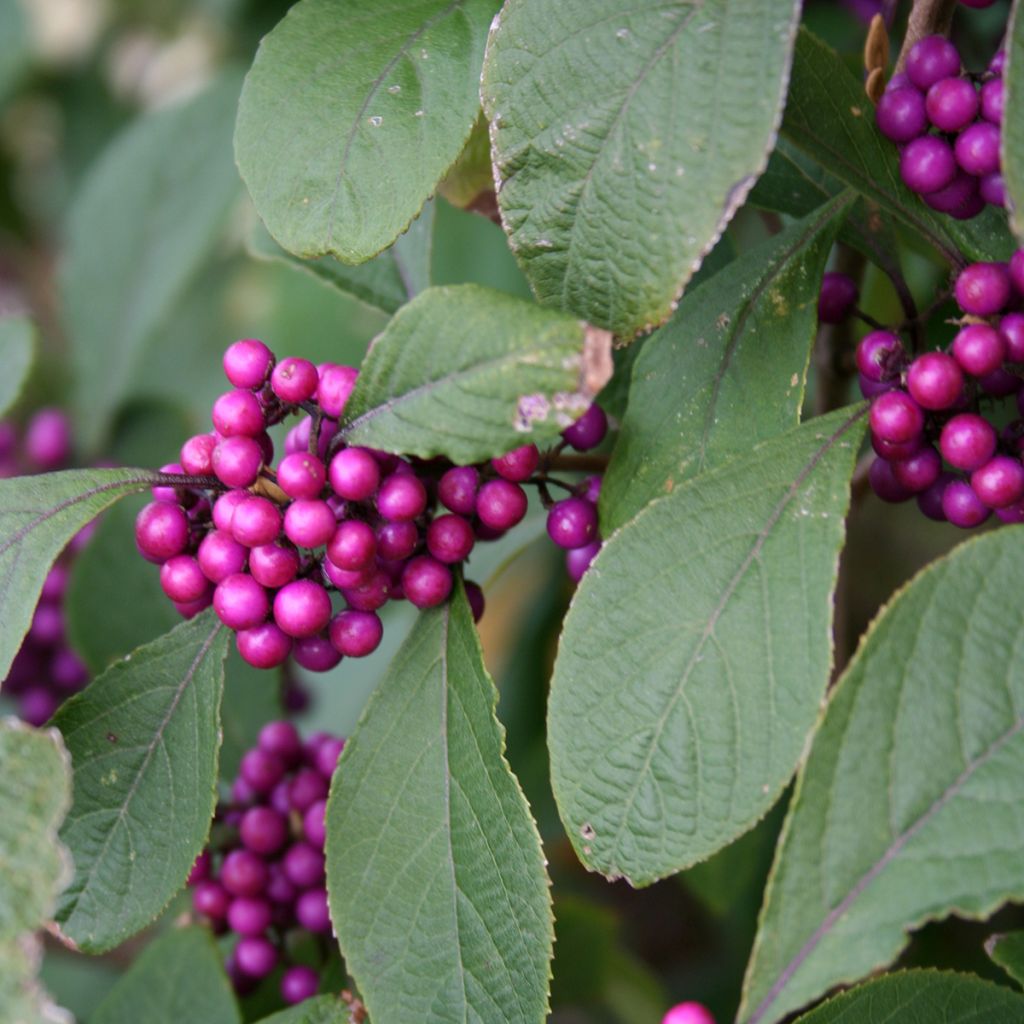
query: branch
895 0 958 72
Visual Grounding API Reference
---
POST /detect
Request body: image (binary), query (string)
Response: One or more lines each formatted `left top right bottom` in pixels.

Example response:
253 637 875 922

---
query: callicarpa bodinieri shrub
5 0 1024 1022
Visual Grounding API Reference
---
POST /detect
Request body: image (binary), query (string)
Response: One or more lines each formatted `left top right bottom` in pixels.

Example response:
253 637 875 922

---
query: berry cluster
862 255 1024 527
876 33 1005 219
1 409 92 724
135 339 608 671
189 721 342 1003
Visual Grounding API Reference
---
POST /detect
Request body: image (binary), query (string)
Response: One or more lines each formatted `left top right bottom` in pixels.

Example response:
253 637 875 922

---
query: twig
894 0 958 72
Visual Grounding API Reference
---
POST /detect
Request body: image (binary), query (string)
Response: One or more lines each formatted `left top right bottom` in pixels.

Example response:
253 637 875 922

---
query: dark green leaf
0 468 159 683
235 0 496 263
988 932 1024 988
548 406 865 886
54 612 229 953
253 995 351 1024
782 30 1014 265
482 0 802 336
0 316 33 418
741 528 1024 1024
341 283 612 462
325 584 553 1024
1004 0 1024 239
601 194 850 531
791 971 1024 1024
90 927 239 1024
248 202 435 315
64 74 241 454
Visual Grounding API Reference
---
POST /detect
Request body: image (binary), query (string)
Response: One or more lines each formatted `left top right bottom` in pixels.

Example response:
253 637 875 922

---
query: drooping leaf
601 194 850 531
0 468 160 683
64 74 241 454
791 971 1024 1024
481 0 802 337
0 316 34 418
0 719 71 1024
548 406 865 886
1004 0 1024 240
740 528 1024 1024
90 927 239 1024
247 202 435 316
340 283 612 462
54 611 229 953
253 995 351 1024
988 932 1024 988
781 30 1013 265
325 583 553 1024
235 0 496 264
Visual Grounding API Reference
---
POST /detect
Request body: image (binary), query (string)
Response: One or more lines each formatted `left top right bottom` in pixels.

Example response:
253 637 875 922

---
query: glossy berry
160 556 209 604
259 721 302 764
277 452 326 500
925 77 978 132
476 479 528 531
317 364 359 418
223 339 273 389
214 573 269 630
231 496 282 548
492 444 540 481
212 390 265 438
438 465 480 515
547 497 599 549
566 540 602 583
135 501 190 562
924 172 983 219
284 499 337 548
240 747 285 792
236 622 292 669
221 849 269 897
940 413 997 470
234 936 278 979
981 77 1004 124
906 352 963 410
292 635 343 672
870 391 924 444
875 87 928 142
295 888 331 932
971 455 1024 508
662 1002 716 1024
283 842 325 888
562 403 609 451
426 514 475 563
952 324 1005 377
901 136 957 194
905 35 960 91
329 609 383 657
402 556 453 608
376 519 419 560
303 799 327 847
377 472 427 521
955 121 1001 176
212 436 263 488
1010 250 1024 296
271 357 318 403
274 580 332 638
955 262 1011 316
327 519 377 571
249 540 300 589
24 409 71 469
891 445 942 493
281 965 319 1005
869 458 913 503
942 478 991 528
197 530 248 583
856 331 903 381
817 272 859 323
338 569 392 611
193 880 230 920
980 172 1006 207
328 447 380 501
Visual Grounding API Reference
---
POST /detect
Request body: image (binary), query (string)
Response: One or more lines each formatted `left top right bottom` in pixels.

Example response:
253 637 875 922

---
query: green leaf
235 0 496 264
438 112 495 208
988 932 1024 988
54 611 229 953
782 29 1014 265
0 316 34 418
548 406 865 886
64 74 241 454
325 583 553 1024
253 995 351 1024
341 283 612 462
0 467 159 683
91 927 239 1024
248 202 435 316
792 971 1024 1024
481 0 802 337
1004 0 1024 240
740 528 1024 1024
601 194 849 531
219 649 283 784
0 0 29 101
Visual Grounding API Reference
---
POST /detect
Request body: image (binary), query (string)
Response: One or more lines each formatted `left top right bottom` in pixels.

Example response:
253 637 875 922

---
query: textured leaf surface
741 528 1024 1024
0 316 33 418
248 202 435 315
254 996 350 1024
1005 0 1024 240
235 0 495 263
792 972 1024 1024
0 468 158 683
325 584 553 1024
989 932 1024 988
601 195 848 531
64 75 241 453
548 407 865 885
783 30 1013 265
341 283 611 462
482 0 802 336
54 612 229 952
0 719 71 1024
91 927 239 1024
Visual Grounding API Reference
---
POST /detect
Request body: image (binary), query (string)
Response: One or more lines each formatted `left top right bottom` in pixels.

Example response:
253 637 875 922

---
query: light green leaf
792 971 1024 1024
601 194 849 531
54 611 229 953
253 995 351 1024
248 202 435 315
988 932 1024 988
235 0 496 264
481 0 802 337
0 316 34 418
1004 0 1024 240
64 74 241 454
740 528 1024 1024
341 283 612 462
548 406 865 886
91 927 239 1024
782 29 1013 265
0 468 160 683
325 583 553 1024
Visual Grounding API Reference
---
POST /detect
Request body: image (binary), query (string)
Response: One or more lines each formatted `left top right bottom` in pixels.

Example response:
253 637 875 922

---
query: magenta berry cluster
134 340 610 671
1 410 92 724
189 721 342 1003
863 254 1024 528
876 32 1005 219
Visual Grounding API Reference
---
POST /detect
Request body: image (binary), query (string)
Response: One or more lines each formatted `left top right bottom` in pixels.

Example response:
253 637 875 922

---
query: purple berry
438 466 479 515
281 965 319 1005
277 452 326 500
212 390 265 438
952 323 1005 377
971 455 1024 508
817 272 859 323
328 447 380 501
917 472 953 521
547 497 599 549
329 609 383 657
869 390 925 444
891 445 942 492
221 848 269 897
402 556 453 609
236 622 293 669
240 806 288 855
192 880 230 920
492 444 540 482
955 262 1012 315
980 172 1006 206
292 634 343 672
223 339 273 389
980 367 1021 396
284 499 337 548
464 580 485 621
924 171 982 218
180 433 217 476
940 412 997 470
868 458 913 503
249 540 300 588
135 501 190 562
160 556 209 603
905 35 960 91
566 540 602 583
213 436 263 488
315 738 345 778
906 352 963 410
376 519 419 560
476 479 528 531
197 530 248 583
317 364 358 418
24 409 70 469
856 331 903 382
231 496 283 548
295 888 331 932
271 357 318 403
954 121 1001 176
327 519 377 571
340 569 392 611
214 573 269 630
981 77 1004 124
426 514 475 563
1002 313 1024 361
227 896 273 936
377 473 427 521
901 136 957 194
942 478 991 527
1010 250 1024 296
562 403 609 451
662 1003 716 1024
875 87 928 142
234 936 278 979
274 580 332 638
303 799 327 848
239 747 285 793
258 721 302 764
282 840 325 887
212 489 248 532
925 77 978 132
